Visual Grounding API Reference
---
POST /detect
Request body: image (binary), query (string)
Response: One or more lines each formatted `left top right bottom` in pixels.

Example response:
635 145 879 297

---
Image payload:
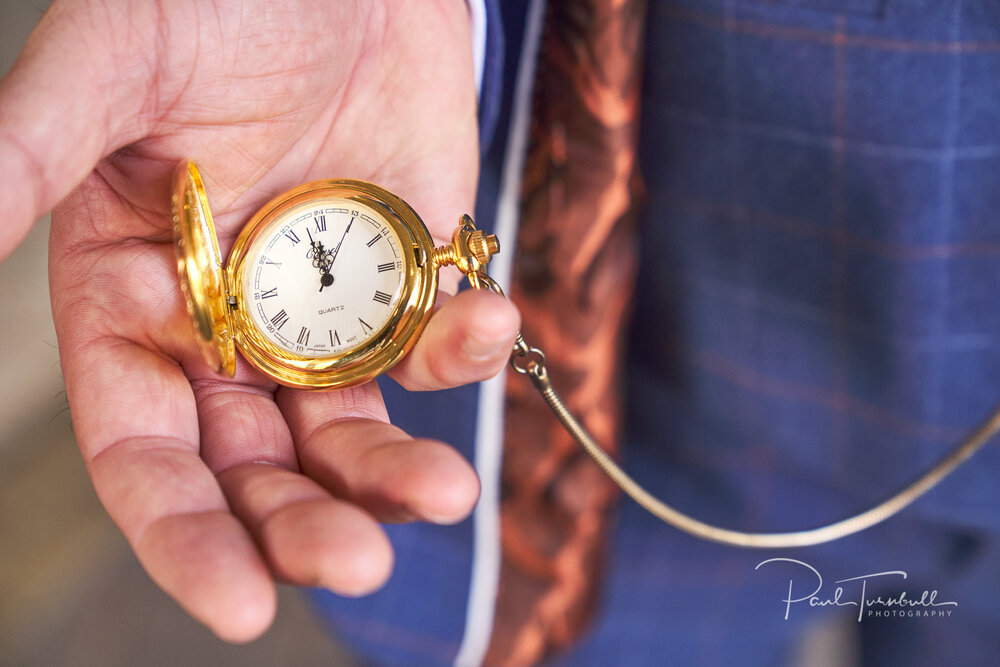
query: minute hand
327 217 354 272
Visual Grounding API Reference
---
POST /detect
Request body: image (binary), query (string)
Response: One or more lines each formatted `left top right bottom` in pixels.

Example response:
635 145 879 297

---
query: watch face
242 198 406 359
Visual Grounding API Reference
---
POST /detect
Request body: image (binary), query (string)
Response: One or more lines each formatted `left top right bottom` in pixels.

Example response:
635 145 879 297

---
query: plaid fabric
311 1 1000 664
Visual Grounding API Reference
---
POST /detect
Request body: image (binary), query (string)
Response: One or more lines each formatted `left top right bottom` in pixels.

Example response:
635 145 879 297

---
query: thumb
0 1 155 260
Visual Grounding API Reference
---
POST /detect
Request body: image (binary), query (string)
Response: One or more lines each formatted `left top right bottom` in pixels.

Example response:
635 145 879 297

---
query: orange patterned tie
486 1 647 664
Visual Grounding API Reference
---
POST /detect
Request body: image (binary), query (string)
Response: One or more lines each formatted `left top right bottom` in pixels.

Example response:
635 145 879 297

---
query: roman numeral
297 327 310 345
260 287 277 299
366 234 380 248
377 262 394 273
284 230 300 245
373 290 392 305
329 329 341 346
270 309 289 330
315 214 327 232
359 318 373 334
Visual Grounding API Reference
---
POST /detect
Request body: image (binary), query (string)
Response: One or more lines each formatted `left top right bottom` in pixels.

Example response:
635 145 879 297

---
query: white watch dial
243 199 405 358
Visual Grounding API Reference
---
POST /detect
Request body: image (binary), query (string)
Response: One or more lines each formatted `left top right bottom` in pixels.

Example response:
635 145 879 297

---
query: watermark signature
754 558 958 622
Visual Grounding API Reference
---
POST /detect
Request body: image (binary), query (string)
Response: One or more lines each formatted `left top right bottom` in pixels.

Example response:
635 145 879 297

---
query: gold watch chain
470 273 1000 548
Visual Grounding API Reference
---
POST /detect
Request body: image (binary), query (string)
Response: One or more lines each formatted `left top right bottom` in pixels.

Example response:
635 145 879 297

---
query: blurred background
0 3 353 665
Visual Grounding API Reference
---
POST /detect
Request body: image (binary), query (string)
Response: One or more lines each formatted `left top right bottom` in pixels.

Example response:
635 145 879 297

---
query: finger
188 361 297 475
217 463 393 595
187 362 392 595
51 198 276 642
69 342 276 644
0 0 157 257
389 289 520 391
278 385 481 524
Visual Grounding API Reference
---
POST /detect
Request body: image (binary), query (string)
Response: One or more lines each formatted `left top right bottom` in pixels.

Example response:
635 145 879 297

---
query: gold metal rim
226 180 439 389
171 161 236 376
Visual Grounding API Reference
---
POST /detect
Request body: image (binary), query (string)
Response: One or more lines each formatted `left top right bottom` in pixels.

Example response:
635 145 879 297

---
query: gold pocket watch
171 161 498 389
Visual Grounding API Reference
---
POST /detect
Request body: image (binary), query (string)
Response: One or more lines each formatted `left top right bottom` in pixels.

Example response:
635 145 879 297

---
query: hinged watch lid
171 160 236 377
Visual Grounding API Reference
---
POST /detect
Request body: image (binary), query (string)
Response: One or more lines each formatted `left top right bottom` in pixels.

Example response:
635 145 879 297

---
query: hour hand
308 237 334 290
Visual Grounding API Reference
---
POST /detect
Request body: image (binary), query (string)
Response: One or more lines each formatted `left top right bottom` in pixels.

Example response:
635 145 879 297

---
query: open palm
0 0 518 641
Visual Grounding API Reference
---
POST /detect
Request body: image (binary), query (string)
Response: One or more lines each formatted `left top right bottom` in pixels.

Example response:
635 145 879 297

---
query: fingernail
421 511 465 526
462 333 501 362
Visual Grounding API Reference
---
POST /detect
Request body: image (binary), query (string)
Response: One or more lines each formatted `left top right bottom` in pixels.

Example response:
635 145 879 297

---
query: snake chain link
473 274 1000 548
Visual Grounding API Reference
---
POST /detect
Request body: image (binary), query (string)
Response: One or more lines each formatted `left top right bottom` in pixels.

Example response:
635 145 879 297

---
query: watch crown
433 214 500 280
469 230 500 265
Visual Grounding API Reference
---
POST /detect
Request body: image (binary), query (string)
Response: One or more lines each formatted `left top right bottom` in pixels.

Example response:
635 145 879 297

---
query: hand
0 0 519 643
